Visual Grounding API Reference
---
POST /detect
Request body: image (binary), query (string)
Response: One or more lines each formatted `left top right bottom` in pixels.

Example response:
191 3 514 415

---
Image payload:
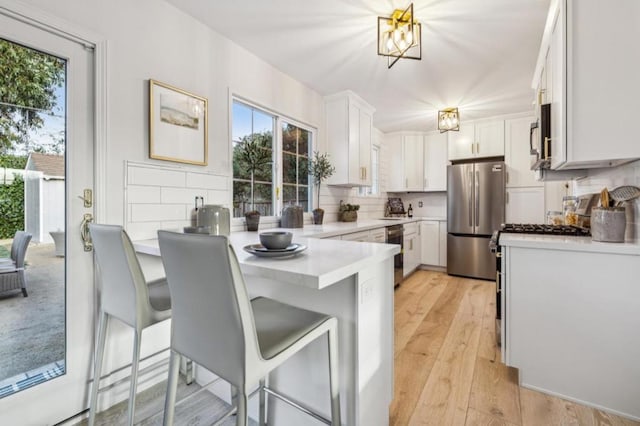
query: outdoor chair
0 231 32 297
158 231 341 426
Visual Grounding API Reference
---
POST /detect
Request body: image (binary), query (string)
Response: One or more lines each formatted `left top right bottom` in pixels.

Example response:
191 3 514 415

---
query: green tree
233 132 272 213
0 39 65 154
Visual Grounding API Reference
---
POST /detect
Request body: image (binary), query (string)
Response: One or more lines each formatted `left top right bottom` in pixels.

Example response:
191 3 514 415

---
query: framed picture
149 79 208 165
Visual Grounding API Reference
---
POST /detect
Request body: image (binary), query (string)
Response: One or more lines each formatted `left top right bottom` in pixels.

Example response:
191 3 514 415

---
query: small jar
562 196 578 226
547 210 563 225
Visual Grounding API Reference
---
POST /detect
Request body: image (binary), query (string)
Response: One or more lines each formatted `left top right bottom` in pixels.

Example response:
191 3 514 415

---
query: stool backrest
89 224 151 327
157 231 259 387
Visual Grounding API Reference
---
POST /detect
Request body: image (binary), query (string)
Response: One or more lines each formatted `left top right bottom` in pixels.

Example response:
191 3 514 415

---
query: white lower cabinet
403 222 420 277
420 221 447 267
340 230 371 242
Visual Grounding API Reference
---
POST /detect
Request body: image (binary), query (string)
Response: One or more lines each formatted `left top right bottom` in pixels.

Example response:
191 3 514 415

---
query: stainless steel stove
498 223 591 236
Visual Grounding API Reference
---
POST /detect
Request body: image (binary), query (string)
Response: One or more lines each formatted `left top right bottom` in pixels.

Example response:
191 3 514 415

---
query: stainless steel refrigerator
447 161 505 280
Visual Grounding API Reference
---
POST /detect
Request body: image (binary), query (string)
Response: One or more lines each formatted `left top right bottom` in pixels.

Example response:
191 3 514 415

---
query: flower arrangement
338 200 360 222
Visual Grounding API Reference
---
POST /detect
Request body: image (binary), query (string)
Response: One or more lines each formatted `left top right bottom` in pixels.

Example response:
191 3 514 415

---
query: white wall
22 0 325 229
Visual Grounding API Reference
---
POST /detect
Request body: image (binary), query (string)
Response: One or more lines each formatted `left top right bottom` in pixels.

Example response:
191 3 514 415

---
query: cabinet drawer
403 222 418 235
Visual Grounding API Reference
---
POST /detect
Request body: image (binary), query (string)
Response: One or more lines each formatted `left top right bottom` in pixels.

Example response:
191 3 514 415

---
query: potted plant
308 151 335 225
338 200 360 222
235 135 272 231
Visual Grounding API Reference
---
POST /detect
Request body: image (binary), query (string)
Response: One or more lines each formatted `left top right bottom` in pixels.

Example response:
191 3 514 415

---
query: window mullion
275 118 283 215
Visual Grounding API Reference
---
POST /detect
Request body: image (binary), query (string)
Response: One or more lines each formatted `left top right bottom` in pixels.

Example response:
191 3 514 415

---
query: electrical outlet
360 280 374 304
418 201 423 208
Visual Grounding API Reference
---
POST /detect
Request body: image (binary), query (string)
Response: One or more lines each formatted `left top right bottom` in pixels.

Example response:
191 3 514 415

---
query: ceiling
166 0 550 133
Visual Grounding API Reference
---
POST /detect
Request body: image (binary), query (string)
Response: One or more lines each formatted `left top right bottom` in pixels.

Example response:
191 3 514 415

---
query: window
281 122 310 211
232 100 313 217
359 145 380 196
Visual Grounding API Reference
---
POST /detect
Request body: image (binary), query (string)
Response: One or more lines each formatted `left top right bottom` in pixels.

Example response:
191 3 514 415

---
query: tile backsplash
125 161 229 240
573 159 640 242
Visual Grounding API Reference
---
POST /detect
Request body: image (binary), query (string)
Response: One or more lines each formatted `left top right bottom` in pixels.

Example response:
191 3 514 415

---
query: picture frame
149 79 208 165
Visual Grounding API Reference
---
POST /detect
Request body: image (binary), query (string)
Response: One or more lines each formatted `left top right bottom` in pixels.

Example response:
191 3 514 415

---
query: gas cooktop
500 223 591 237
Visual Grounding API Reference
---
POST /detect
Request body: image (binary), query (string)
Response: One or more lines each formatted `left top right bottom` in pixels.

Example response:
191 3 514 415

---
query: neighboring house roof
25 153 65 179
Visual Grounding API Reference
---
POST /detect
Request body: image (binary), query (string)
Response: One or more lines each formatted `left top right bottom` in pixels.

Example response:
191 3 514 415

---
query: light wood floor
391 270 639 426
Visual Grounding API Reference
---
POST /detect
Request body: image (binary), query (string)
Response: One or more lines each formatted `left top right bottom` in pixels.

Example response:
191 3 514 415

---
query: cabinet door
476 120 505 157
348 103 361 184
505 117 541 188
506 187 545 224
420 221 439 265
359 108 372 185
403 135 424 190
549 2 565 169
424 132 447 191
438 222 447 267
386 133 404 191
403 233 418 276
447 123 474 161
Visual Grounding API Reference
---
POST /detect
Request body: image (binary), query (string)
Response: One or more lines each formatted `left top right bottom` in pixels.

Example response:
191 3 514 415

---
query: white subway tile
206 190 230 206
161 187 207 204
127 185 161 204
128 166 186 187
131 204 186 222
126 221 162 241
186 172 228 190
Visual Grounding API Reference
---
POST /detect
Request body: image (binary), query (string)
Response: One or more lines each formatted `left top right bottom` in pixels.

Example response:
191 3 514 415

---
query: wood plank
477 281 499 362
394 270 431 309
465 407 519 426
407 280 488 425
394 272 448 356
520 387 584 426
468 357 522 425
390 275 470 426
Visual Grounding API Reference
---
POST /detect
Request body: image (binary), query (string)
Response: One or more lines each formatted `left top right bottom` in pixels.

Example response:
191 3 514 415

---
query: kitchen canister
591 207 626 242
280 204 303 228
196 204 230 236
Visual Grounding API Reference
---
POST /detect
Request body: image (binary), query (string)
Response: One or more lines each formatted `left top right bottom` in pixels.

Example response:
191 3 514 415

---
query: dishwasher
385 224 404 287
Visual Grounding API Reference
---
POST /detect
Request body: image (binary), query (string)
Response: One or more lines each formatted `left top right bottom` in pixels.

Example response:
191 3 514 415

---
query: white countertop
134 231 400 290
294 216 446 239
499 233 640 256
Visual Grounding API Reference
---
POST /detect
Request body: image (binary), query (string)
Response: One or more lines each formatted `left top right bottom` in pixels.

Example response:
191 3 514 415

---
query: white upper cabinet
325 91 375 186
448 119 504 161
505 116 542 188
387 131 447 192
534 0 640 170
403 134 424 191
423 131 447 191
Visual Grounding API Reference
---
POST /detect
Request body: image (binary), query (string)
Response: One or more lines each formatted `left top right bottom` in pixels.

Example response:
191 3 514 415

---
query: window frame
230 96 315 222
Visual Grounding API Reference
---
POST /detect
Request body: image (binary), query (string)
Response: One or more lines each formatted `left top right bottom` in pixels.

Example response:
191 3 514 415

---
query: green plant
339 201 360 212
235 134 272 213
0 173 24 238
308 151 335 211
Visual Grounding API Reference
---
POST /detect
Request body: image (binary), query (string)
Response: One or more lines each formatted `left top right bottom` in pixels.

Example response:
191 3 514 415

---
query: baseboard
418 265 446 273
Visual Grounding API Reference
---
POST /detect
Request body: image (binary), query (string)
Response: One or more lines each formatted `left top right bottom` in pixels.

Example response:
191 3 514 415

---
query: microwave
530 103 551 166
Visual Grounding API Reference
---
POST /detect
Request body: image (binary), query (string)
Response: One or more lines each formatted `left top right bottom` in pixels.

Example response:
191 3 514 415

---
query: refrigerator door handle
475 170 480 227
468 170 473 227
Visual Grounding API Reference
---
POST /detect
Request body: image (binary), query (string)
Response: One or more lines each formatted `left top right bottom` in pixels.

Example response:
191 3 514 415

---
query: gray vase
312 209 324 225
591 207 626 242
245 212 260 232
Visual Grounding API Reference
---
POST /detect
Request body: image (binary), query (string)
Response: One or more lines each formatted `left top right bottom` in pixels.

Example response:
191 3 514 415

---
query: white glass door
0 10 95 424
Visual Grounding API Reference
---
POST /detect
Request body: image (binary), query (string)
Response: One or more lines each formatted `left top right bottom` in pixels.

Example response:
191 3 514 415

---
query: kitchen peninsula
134 230 400 426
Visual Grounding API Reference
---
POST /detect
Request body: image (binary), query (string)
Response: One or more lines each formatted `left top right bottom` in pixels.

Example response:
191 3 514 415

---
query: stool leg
127 328 142 426
163 350 181 426
328 326 341 426
88 311 109 426
259 378 266 426
237 389 249 426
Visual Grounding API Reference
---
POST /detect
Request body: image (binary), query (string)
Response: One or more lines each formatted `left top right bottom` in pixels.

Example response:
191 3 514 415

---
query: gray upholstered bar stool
88 224 172 426
158 231 341 426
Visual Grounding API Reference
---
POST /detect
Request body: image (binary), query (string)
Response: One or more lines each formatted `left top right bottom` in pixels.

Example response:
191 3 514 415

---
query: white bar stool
158 231 341 426
88 224 173 426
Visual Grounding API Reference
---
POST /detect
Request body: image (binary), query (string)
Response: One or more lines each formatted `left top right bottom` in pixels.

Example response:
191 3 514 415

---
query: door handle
475 171 480 227
468 170 473 227
80 213 94 252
